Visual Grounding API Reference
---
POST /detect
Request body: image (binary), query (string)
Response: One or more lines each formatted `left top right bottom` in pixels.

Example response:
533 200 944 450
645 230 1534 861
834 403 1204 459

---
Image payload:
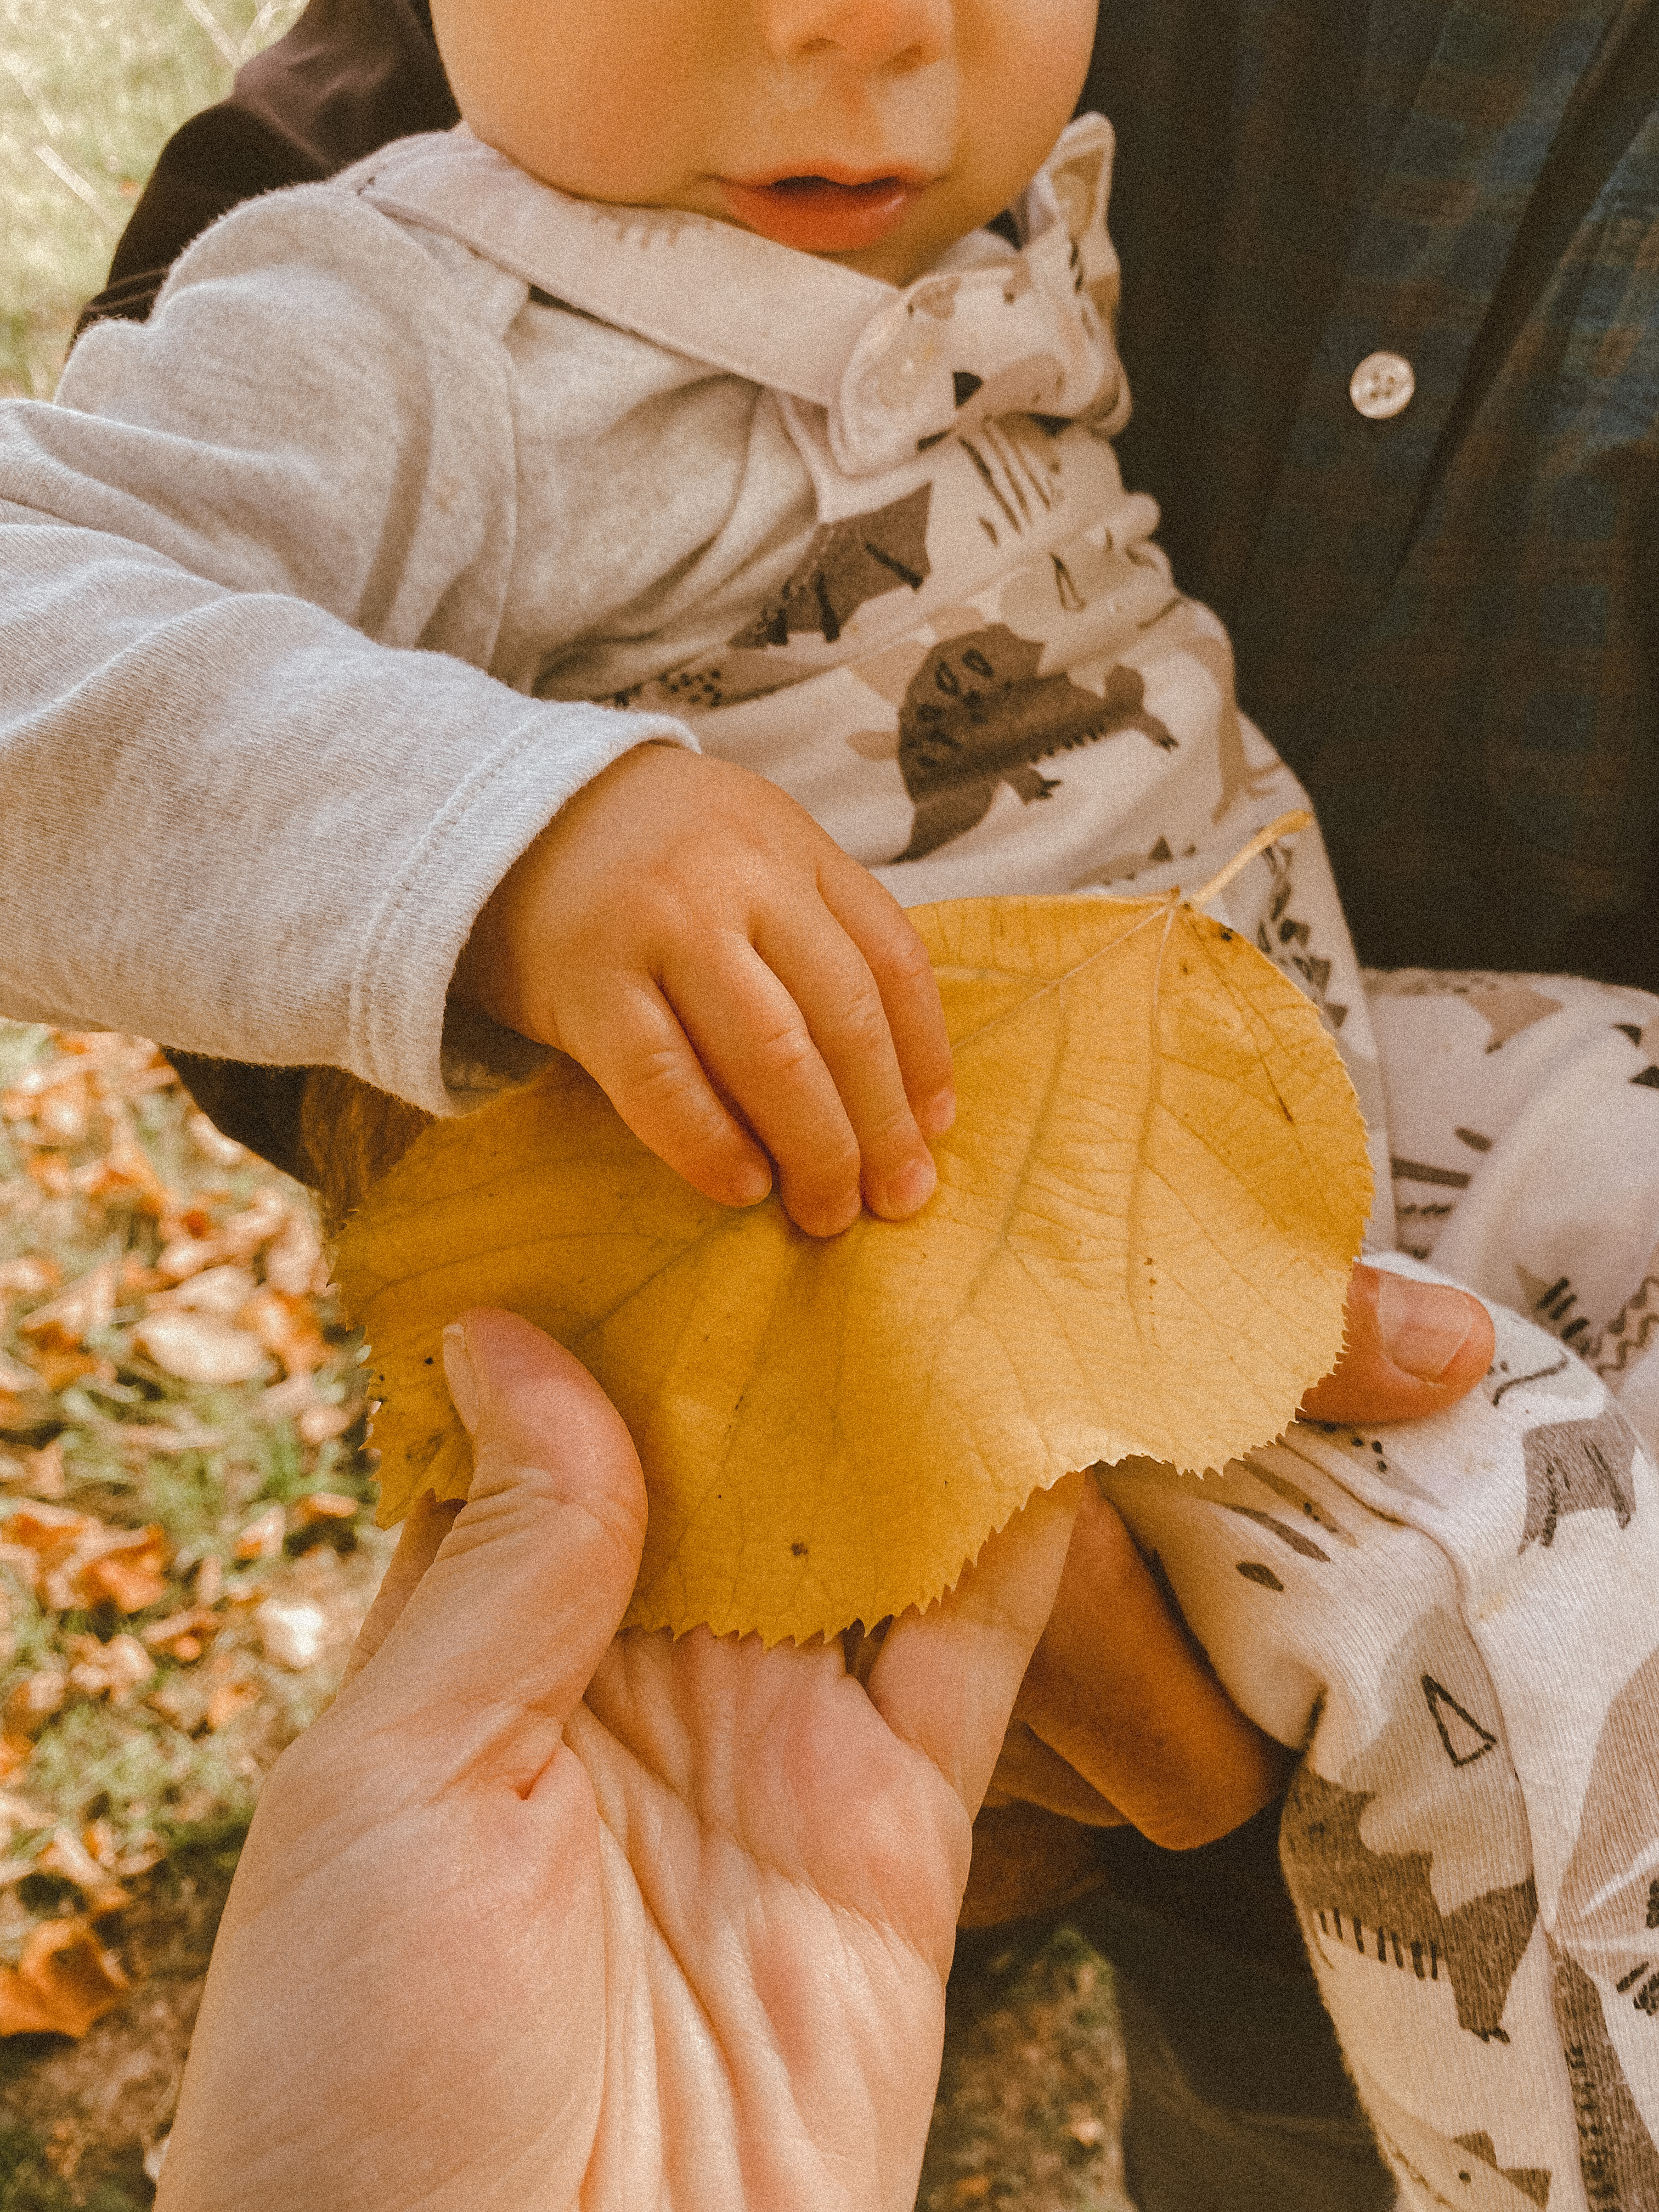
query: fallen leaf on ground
294 1491 357 1526
144 1263 258 1317
263 1210 326 1297
76 1541 170 1613
234 1503 285 1562
72 1531 169 1619
298 1401 356 1445
203 1680 260 1732
4 1669 66 1737
3 1070 92 1143
213 1191 292 1261
4 1511 172 1616
18 1349 114 1393
255 1598 327 1670
18 1260 117 1351
338 894 1370 1644
139 1606 222 1660
65 1633 155 1700
0 1351 39 1396
4 1504 99 1571
81 1819 118 1867
133 1311 269 1385
0 1918 129 2037
240 1286 329 1374
187 1110 245 1166
37 1829 129 1915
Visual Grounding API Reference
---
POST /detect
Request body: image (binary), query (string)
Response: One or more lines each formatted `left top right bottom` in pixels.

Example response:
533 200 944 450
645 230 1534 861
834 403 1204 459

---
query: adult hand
156 1310 1080 2212
982 1262 1496 1865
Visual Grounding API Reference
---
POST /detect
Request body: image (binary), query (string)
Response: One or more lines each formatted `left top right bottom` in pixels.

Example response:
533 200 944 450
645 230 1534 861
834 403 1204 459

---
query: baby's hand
454 744 956 1236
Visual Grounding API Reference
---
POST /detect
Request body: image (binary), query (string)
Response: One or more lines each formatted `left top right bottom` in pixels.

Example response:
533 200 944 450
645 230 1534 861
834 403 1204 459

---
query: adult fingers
338 1311 648 1789
340 1491 461 1687
867 1472 1084 1816
1013 1483 1292 1849
559 972 775 1211
1301 1262 1494 1426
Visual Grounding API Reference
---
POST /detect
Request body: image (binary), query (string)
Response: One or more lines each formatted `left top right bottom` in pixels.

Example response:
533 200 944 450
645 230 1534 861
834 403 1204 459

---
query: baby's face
431 0 1098 283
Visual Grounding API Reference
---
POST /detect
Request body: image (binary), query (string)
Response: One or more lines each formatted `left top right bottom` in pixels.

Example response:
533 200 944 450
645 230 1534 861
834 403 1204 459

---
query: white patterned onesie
5 109 1659 2212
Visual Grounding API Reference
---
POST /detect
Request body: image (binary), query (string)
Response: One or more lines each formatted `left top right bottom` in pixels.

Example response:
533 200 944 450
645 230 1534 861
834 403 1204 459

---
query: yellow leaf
334 895 1371 1644
0 1918 128 2038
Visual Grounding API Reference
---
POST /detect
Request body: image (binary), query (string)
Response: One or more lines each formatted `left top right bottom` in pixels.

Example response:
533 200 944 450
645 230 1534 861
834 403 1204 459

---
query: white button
1350 351 1415 420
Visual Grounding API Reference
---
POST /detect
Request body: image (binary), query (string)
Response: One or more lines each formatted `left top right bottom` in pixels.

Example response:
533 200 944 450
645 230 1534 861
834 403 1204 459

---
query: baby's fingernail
918 1086 957 1138
882 1152 938 1216
731 1160 773 1207
1375 1272 1483 1383
442 1320 481 1431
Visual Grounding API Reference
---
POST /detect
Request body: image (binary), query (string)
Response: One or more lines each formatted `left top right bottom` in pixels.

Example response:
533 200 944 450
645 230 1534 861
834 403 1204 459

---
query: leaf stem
1191 810 1312 911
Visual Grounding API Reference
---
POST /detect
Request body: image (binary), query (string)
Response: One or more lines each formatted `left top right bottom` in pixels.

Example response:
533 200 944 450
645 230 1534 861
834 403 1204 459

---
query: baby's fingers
560 977 774 1211
748 898 944 1227
818 857 956 1142
670 936 871 1238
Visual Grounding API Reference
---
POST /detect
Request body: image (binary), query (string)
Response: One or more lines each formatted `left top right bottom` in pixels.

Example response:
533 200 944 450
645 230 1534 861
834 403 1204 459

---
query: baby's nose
754 0 952 72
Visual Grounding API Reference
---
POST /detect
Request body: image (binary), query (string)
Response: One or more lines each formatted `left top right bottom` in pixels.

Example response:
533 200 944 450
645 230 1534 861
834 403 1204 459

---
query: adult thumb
1300 1261 1494 1425
337 1310 650 1760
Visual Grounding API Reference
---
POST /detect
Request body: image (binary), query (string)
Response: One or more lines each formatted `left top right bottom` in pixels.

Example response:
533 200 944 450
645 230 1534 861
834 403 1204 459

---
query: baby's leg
1099 1293 1659 2211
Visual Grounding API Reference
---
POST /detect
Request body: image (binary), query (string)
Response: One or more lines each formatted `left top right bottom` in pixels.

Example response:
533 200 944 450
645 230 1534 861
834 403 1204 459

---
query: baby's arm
0 190 684 1116
0 188 949 1234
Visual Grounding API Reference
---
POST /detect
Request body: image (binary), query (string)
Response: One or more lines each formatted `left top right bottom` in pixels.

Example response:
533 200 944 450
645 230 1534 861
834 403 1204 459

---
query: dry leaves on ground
339 892 1371 1645
0 1023 390 2040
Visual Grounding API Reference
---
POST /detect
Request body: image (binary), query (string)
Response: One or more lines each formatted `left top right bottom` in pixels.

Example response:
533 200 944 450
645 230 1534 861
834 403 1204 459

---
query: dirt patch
0 1837 236 2205
922 1928 1133 2211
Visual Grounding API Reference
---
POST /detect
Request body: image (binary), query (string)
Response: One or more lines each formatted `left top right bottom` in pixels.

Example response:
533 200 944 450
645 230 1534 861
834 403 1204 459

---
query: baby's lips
716 174 923 254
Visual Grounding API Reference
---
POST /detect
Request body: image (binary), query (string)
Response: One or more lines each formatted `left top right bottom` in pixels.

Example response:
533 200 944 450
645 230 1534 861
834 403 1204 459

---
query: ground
0 5 1136 2199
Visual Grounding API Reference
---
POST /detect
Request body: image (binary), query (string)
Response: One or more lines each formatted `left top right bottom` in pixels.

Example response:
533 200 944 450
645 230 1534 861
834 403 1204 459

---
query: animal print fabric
1101 1238 1659 2209
1369 970 1659 1457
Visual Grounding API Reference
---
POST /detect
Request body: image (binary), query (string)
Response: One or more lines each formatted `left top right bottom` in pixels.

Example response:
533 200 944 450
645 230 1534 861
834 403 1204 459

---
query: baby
3 1 1659 2202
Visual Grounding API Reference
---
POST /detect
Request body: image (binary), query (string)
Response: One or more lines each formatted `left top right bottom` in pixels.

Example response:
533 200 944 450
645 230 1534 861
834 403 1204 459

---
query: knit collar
349 112 1127 475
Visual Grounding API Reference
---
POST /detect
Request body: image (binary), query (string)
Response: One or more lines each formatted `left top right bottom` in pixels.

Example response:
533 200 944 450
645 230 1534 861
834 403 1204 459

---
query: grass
0 0 304 396
0 1024 387 1949
0 1023 391 2198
